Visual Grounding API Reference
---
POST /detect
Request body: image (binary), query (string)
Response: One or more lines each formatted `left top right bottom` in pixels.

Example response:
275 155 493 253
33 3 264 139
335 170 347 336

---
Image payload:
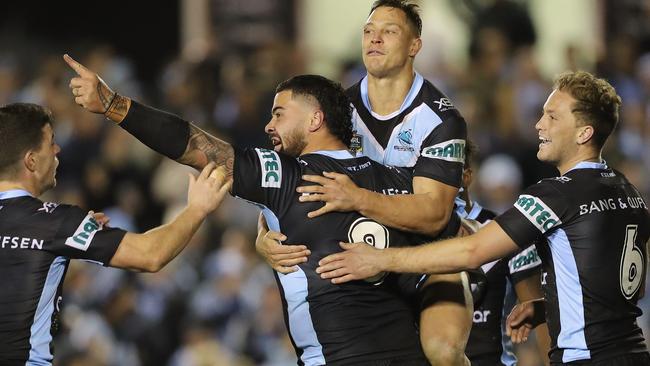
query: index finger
199 162 217 180
63 54 92 77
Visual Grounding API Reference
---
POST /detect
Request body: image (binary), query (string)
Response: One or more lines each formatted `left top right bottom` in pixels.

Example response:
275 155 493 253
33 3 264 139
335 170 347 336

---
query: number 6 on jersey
620 225 644 299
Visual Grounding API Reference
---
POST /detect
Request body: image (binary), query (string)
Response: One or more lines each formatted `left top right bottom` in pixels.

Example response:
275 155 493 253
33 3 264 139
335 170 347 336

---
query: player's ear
308 109 325 132
576 125 594 145
23 150 38 172
409 37 422 58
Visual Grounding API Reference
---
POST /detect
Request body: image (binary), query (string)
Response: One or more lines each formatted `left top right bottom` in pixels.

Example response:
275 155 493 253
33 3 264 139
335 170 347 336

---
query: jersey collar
360 71 424 118
308 150 355 160
454 197 484 220
0 189 33 200
565 160 608 174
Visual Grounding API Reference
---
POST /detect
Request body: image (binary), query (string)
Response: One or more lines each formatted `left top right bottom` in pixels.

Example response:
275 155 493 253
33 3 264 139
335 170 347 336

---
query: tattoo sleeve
179 125 235 177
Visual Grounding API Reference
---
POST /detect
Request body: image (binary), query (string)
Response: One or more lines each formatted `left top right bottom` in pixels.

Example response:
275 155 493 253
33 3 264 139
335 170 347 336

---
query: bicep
413 175 459 211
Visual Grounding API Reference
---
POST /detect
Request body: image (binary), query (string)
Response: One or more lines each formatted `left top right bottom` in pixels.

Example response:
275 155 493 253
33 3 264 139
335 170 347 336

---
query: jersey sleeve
46 205 126 265
495 180 568 249
507 243 542 284
414 114 467 188
231 147 301 214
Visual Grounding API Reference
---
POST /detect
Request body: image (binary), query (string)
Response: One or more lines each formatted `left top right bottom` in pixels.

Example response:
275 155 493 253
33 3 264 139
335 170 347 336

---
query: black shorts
555 352 650 366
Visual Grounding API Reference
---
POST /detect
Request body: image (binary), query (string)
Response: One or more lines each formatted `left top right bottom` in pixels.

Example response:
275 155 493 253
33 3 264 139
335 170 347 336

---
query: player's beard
281 128 307 157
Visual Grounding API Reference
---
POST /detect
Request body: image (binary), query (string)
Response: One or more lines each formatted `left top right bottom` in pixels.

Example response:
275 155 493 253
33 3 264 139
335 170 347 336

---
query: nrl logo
349 131 363 155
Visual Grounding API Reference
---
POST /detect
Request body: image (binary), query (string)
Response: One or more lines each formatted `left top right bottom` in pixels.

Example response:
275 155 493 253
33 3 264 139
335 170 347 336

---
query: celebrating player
65 54 438 365
0 103 230 365
257 1 473 363
317 70 650 365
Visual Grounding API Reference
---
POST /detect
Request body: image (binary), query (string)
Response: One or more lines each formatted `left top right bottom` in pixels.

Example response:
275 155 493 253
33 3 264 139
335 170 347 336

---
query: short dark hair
276 75 353 148
553 71 622 150
370 0 422 37
0 103 53 174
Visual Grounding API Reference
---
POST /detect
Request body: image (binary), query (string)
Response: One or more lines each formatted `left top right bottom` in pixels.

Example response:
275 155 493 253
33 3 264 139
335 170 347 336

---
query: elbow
422 208 453 237
142 255 165 273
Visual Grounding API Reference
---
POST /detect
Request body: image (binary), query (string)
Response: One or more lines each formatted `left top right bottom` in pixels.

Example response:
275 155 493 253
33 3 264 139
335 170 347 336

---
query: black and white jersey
0 190 125 366
457 200 542 366
346 72 467 188
495 162 650 363
232 148 431 366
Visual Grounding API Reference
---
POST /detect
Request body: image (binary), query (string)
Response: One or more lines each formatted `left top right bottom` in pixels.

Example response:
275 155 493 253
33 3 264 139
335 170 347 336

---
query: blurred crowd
1 0 650 365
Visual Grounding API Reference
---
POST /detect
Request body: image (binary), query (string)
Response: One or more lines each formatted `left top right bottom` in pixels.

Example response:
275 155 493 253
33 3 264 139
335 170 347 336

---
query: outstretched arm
110 164 232 272
316 220 519 283
63 54 234 175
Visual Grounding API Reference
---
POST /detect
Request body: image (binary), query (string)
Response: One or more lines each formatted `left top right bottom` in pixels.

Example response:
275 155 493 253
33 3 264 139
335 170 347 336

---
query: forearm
379 221 518 275
117 206 206 272
109 98 234 174
382 237 480 275
357 190 452 236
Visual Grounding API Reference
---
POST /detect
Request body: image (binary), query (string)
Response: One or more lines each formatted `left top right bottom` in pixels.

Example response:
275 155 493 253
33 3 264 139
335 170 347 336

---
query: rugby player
0 103 229 365
65 55 434 365
257 1 473 363
317 70 650 365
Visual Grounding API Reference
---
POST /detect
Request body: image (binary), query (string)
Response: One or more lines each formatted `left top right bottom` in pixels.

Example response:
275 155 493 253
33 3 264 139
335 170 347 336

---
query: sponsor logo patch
65 215 103 251
514 194 561 233
255 148 282 188
509 245 541 273
421 139 466 163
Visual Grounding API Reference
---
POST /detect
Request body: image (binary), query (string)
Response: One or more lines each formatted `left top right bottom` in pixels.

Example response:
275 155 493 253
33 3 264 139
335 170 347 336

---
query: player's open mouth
539 136 551 147
270 136 282 148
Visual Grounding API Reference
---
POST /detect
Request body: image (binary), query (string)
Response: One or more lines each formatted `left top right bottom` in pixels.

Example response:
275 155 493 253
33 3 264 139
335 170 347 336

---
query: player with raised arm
316 71 650 365
65 55 434 365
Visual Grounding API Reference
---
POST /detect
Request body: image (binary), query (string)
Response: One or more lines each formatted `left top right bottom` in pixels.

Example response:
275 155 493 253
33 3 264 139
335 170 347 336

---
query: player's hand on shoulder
89 210 110 227
255 230 310 274
63 54 117 114
297 171 363 218
317 242 385 284
187 163 232 216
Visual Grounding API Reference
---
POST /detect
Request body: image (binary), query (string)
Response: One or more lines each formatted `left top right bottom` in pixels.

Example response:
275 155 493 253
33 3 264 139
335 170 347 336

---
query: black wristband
119 101 190 160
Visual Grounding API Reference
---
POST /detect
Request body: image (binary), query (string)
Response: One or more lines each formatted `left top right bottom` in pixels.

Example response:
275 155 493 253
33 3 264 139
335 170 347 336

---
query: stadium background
2 0 649 365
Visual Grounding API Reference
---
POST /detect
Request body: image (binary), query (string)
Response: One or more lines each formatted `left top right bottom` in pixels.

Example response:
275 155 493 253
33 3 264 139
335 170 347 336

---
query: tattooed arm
64 54 235 176
177 125 235 175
